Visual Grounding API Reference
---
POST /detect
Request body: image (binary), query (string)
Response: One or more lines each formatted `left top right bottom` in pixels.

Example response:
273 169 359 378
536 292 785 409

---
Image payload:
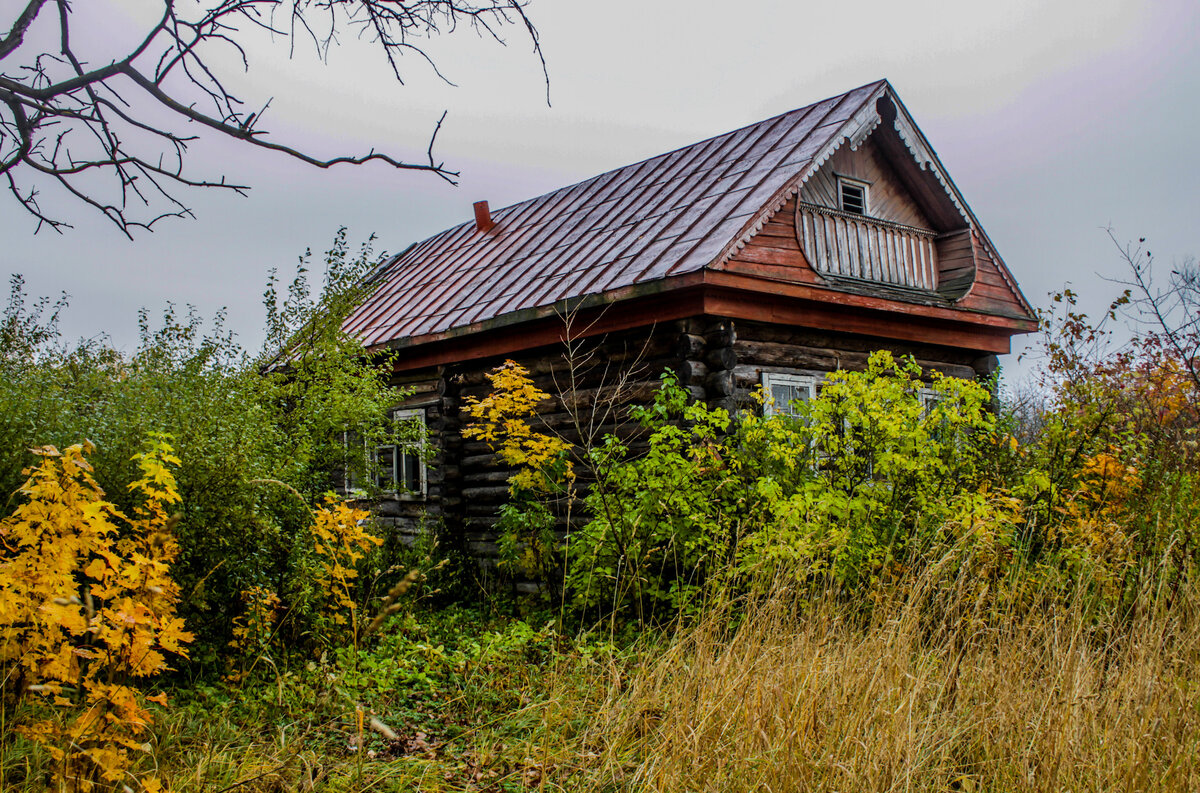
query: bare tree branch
1107 229 1200 399
0 0 49 62
0 0 545 236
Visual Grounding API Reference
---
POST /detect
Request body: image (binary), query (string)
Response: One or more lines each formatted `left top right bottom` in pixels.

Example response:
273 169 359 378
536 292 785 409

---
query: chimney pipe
473 200 494 233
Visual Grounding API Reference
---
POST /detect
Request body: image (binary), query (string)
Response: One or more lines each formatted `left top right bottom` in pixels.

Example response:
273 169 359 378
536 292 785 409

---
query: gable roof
344 80 1033 351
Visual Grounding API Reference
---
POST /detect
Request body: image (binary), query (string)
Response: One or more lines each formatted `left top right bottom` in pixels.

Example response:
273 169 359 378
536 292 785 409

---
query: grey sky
3 0 1197 385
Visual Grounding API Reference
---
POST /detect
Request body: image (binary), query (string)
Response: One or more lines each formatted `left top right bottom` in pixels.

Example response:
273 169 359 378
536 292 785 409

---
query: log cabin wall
373 315 996 577
369 366 454 547
374 324 690 581
730 319 991 407
448 324 676 571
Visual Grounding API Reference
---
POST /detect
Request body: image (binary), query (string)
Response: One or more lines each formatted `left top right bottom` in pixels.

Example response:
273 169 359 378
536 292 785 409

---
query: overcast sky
3 0 1197 385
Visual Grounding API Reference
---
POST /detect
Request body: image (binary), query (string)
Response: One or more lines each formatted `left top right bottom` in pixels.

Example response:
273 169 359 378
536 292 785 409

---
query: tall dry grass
555 563 1200 792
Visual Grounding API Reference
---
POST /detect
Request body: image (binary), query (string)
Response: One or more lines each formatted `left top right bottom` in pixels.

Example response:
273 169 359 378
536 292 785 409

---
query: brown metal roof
344 81 895 349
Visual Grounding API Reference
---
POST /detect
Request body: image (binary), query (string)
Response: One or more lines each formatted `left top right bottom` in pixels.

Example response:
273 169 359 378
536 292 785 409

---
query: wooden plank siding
799 137 935 229
956 230 1031 319
725 196 821 281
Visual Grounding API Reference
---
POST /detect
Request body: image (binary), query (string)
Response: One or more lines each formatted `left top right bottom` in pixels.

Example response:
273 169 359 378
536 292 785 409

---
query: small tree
463 360 574 585
0 438 191 791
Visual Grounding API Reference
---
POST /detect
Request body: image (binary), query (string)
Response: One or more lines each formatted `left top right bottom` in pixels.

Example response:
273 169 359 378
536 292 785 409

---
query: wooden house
341 79 1037 559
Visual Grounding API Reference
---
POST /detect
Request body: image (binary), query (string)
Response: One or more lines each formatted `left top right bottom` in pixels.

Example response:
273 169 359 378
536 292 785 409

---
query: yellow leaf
83 557 108 580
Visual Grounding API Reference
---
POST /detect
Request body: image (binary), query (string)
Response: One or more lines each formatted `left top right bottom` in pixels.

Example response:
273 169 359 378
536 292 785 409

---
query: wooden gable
721 93 1033 322
799 137 934 229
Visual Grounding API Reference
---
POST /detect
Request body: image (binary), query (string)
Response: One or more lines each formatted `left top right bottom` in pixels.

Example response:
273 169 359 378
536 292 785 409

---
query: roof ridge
486 78 889 218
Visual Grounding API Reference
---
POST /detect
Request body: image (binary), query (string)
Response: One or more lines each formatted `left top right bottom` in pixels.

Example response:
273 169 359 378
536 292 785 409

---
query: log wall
370 317 997 577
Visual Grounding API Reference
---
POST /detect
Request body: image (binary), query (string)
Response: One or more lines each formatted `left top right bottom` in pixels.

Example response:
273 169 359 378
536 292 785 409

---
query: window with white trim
838 177 869 216
343 408 427 499
919 387 941 417
376 408 427 499
762 372 818 418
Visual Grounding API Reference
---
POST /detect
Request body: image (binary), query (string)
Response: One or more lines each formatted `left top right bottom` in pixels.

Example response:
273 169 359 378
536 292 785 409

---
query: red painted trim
380 271 1034 372
387 289 706 373
702 288 1013 354
700 270 1035 332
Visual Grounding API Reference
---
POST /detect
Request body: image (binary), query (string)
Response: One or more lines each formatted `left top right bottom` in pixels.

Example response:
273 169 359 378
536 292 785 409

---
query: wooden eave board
380 272 1031 373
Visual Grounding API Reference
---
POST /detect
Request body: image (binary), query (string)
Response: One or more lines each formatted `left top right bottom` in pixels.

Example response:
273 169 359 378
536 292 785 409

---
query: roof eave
366 269 1037 369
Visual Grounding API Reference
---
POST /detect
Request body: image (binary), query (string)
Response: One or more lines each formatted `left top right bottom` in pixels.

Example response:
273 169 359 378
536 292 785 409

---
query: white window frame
918 387 941 417
762 372 819 418
375 407 427 500
344 408 428 500
837 176 870 216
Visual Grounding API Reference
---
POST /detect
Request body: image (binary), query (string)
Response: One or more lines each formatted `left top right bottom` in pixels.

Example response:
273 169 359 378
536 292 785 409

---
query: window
343 408 427 499
918 387 941 417
376 408 427 499
762 372 818 418
838 177 868 216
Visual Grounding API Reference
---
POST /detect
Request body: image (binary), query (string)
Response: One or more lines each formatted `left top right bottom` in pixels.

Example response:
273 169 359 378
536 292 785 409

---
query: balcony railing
797 202 938 291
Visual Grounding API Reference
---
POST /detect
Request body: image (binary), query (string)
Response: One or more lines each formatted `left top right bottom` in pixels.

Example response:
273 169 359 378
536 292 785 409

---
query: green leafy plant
0 229 407 661
568 353 1003 621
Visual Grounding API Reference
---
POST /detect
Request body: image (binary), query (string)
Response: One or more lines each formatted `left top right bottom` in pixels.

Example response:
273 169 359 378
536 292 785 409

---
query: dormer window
838 177 868 215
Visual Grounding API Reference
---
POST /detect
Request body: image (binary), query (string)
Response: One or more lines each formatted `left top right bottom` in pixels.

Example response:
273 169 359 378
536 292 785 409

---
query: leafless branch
1107 228 1200 394
0 0 545 236
0 0 49 62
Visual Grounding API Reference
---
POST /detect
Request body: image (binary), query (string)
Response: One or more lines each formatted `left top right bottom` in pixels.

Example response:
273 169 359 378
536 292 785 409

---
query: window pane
770 382 814 417
402 451 421 493
375 446 396 490
771 384 795 414
840 182 866 215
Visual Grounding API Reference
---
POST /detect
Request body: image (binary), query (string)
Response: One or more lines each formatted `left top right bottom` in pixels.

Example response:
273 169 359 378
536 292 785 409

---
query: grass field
6 562 1195 793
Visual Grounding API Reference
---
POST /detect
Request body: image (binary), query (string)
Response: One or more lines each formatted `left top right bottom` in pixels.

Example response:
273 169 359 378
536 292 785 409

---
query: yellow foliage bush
462 360 574 494
1052 450 1141 592
311 495 379 635
0 436 191 792
463 360 575 580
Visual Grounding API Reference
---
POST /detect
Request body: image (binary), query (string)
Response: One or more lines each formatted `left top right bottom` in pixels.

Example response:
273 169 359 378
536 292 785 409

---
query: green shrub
569 352 1039 621
0 230 405 663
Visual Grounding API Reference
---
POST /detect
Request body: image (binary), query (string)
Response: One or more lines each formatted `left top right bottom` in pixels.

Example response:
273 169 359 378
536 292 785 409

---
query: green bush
0 230 406 663
566 352 1101 622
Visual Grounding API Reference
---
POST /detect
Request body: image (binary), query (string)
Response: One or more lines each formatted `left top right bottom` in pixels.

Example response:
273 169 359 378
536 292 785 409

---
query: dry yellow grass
8 560 1195 792
553 568 1200 792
